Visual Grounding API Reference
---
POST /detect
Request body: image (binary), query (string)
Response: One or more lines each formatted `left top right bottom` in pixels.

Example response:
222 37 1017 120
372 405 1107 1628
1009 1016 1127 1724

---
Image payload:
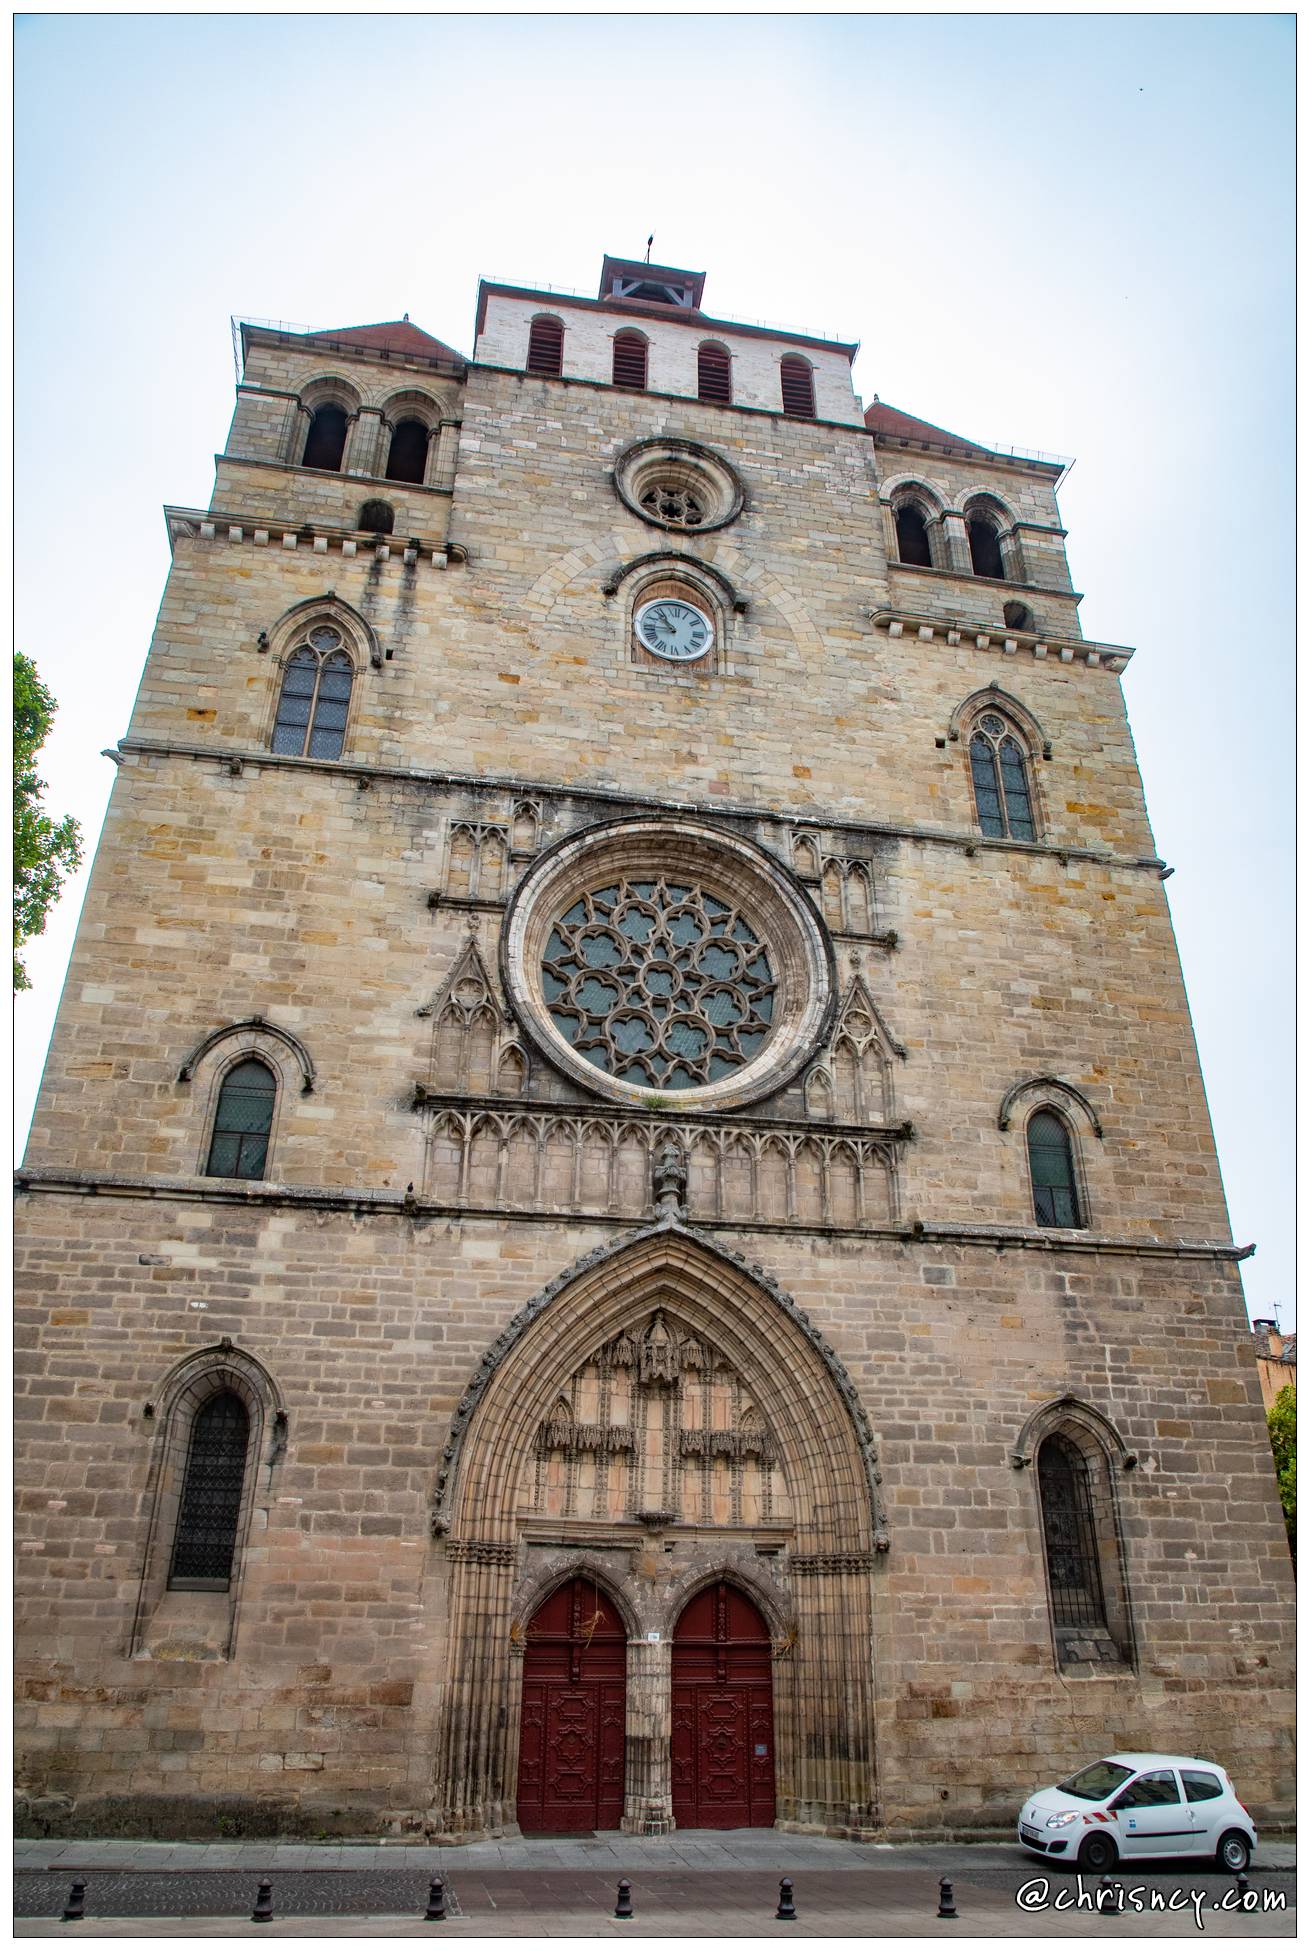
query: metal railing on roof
231 315 313 378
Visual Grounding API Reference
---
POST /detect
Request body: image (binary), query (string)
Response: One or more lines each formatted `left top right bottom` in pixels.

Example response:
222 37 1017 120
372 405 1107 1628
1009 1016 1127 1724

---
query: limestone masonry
14 255 1294 1844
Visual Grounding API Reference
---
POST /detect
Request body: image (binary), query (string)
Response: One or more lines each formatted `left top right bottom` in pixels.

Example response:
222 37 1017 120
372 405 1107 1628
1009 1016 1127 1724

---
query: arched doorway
672 1581 775 1829
516 1577 626 1833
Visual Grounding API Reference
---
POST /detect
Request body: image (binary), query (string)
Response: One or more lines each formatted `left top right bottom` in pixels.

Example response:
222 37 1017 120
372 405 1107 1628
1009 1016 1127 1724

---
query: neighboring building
1251 1319 1297 1412
15 255 1295 1842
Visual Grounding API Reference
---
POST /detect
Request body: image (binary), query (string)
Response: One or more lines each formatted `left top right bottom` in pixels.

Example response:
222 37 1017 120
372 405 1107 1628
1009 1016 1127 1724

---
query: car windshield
1057 1761 1134 1801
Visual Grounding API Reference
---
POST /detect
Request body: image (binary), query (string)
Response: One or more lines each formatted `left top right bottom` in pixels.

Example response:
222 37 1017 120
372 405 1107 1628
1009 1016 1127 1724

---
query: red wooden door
672 1582 775 1829
516 1578 626 1833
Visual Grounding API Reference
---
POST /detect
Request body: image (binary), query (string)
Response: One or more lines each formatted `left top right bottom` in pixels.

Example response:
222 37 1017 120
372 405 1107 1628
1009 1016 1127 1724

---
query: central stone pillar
621 1632 675 1834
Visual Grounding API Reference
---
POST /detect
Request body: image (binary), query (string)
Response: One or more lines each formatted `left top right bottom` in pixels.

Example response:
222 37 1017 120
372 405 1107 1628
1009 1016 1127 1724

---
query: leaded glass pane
542 876 776 1089
272 643 352 762
1029 1110 1080 1227
1000 737 1035 840
169 1392 250 1585
206 1060 276 1181
1038 1435 1107 1629
970 736 1005 836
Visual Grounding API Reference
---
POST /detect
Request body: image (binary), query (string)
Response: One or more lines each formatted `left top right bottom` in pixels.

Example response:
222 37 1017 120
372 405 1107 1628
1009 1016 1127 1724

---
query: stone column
346 408 386 479
431 420 461 493
621 1633 675 1834
284 402 312 466
428 1543 520 1839
941 512 973 575
784 1558 879 1836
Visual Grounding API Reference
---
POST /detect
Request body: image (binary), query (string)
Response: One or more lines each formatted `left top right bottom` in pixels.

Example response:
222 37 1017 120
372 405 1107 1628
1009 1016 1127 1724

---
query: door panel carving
516 1578 626 1833
672 1581 775 1829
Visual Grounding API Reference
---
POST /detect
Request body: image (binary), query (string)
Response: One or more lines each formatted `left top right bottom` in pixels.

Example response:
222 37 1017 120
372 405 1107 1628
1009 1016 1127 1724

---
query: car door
1180 1768 1227 1853
1109 1768 1195 1856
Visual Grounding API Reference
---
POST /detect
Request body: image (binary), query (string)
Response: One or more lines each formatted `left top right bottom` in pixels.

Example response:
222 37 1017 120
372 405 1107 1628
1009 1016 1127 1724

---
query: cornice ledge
14 1168 1254 1263
110 739 1161 874
867 606 1132 671
900 1216 1252 1261
164 504 455 566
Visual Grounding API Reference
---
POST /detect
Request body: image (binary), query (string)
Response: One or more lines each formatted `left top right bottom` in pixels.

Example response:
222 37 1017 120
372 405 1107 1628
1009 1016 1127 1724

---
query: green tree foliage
13 653 82 990
1267 1383 1295 1559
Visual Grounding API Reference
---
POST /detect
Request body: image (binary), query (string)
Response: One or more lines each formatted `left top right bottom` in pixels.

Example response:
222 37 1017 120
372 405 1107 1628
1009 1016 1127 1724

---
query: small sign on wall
646 1630 661 1643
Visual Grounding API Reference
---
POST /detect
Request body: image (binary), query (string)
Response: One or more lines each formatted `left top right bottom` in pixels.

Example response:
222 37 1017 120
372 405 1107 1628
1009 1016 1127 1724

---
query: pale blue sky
14 14 1294 1322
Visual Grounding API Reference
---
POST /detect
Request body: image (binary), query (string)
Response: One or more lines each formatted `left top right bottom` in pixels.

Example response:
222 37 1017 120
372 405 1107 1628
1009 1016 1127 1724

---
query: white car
1018 1753 1257 1873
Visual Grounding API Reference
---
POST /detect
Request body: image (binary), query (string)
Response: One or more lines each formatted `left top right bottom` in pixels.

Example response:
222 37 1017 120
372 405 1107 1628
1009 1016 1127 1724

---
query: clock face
634 598 713 663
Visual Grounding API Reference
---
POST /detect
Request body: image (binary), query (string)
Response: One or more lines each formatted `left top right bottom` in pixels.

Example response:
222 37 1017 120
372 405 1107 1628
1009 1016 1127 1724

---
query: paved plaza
13 1834 1296 1938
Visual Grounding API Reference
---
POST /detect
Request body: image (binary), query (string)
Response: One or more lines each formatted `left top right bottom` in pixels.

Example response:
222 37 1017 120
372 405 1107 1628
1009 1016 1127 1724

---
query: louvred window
527 317 564 377
613 332 649 391
779 357 815 418
697 344 732 404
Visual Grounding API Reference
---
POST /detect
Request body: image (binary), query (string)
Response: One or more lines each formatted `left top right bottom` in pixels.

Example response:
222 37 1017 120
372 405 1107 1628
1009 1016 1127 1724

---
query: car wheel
1215 1830 1251 1874
1077 1832 1118 1873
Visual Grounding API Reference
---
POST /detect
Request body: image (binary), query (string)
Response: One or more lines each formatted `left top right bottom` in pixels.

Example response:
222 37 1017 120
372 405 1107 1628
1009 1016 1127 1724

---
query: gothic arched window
613 331 648 390
168 1390 251 1588
967 512 1006 579
1028 1108 1082 1228
302 404 348 472
780 357 816 418
1037 1433 1107 1632
205 1059 276 1180
697 342 732 404
969 711 1036 841
894 502 933 566
526 315 564 377
385 417 428 484
271 627 354 760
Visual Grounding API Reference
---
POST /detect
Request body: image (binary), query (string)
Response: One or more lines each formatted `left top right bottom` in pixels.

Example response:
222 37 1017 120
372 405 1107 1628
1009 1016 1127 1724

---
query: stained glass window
542 877 776 1090
206 1060 276 1180
1028 1109 1081 1227
168 1391 250 1587
271 627 354 760
969 712 1035 840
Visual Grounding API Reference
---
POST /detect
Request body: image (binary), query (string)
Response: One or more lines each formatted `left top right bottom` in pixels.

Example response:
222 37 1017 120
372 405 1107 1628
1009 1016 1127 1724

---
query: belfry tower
15 256 1293 1841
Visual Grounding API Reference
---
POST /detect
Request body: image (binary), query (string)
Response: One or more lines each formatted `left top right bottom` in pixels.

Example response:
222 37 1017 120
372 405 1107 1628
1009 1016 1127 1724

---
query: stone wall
15 300 1294 1844
14 1192 1295 1836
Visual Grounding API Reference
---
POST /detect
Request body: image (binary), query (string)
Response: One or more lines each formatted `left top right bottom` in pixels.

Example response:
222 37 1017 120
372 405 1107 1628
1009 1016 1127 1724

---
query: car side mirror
1109 1793 1132 1812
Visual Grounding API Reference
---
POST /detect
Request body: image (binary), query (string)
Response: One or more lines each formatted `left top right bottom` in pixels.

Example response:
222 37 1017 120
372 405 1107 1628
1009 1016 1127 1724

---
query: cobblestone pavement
13 1836 1296 1937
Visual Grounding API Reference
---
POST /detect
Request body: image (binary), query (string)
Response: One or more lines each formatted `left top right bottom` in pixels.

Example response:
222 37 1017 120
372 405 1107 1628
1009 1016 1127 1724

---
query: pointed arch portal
429 1222 884 1839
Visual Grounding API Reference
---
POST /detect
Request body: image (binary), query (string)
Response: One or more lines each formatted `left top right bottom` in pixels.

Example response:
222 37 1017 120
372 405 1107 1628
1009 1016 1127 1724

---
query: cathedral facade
15 256 1294 1841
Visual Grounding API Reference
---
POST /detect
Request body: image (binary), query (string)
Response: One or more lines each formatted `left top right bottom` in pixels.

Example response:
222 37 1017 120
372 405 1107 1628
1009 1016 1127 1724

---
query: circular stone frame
500 816 836 1112
612 438 746 536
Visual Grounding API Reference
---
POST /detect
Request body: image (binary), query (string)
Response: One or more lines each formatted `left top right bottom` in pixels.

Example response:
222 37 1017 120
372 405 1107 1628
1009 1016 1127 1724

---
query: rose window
640 485 705 528
541 877 776 1090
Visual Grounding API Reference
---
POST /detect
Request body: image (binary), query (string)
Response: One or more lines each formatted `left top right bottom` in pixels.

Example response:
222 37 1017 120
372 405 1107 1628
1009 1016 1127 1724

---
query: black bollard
936 1876 958 1920
775 1877 797 1921
1096 1876 1116 1916
61 1881 86 1923
424 1876 447 1922
615 1879 634 1920
1235 1872 1251 1905
251 1880 274 1924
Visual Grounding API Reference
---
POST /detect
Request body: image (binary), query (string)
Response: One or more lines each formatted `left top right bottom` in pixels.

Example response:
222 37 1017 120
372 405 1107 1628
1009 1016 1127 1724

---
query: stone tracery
527 1309 789 1528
